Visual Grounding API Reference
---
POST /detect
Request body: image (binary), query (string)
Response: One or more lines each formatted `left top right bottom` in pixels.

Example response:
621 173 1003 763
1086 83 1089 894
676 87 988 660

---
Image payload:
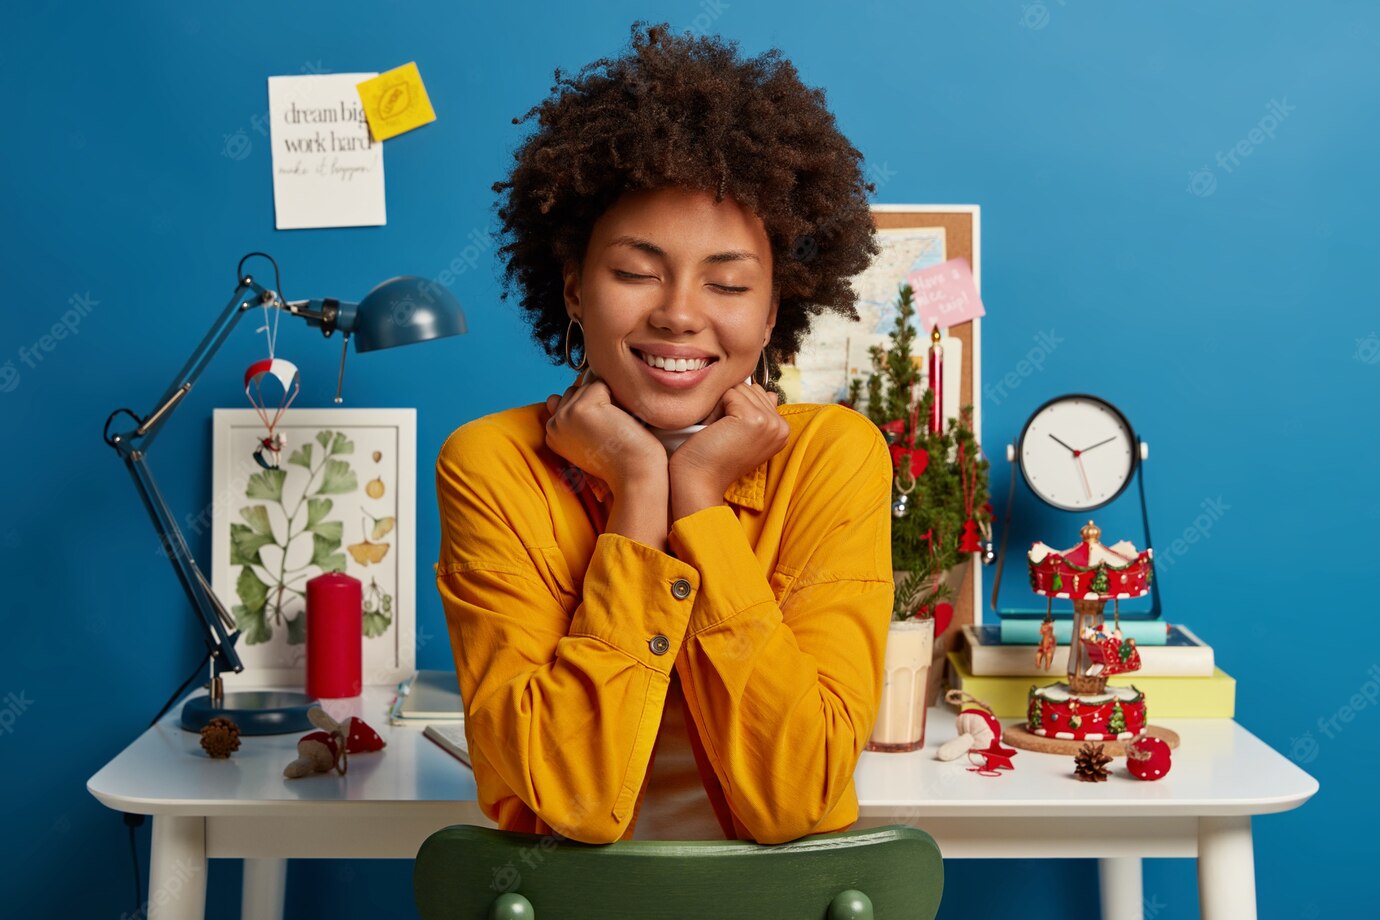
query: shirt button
671 578 692 600
649 635 671 655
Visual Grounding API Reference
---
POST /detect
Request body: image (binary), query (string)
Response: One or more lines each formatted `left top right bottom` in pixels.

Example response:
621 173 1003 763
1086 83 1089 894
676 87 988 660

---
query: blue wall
3 2 1373 916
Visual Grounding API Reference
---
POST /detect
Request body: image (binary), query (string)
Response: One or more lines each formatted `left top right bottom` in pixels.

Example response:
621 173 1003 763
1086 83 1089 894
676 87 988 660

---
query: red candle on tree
927 324 944 435
306 572 362 698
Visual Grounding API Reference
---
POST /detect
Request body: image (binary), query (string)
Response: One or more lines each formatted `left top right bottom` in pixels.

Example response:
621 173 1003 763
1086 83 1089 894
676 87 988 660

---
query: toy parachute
244 357 300 469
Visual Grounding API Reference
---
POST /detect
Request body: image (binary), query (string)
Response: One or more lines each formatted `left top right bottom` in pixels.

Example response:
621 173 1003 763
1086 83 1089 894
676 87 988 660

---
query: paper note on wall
268 73 386 230
906 257 985 330
356 62 437 141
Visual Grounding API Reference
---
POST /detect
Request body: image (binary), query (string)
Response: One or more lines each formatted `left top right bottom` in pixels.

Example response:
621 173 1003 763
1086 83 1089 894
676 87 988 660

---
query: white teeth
638 351 711 372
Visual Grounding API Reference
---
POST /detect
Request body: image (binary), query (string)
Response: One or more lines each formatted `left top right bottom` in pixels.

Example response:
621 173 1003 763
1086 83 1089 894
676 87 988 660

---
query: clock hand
1079 436 1117 454
1075 454 1092 499
1048 433 1079 454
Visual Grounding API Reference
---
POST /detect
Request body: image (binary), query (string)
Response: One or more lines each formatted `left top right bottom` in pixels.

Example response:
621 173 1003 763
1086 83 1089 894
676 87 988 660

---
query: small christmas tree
853 283 991 620
1108 700 1127 735
1091 566 1109 595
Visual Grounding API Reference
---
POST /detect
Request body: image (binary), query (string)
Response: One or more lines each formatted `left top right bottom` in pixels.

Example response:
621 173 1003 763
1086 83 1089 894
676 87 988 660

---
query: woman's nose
649 279 708 334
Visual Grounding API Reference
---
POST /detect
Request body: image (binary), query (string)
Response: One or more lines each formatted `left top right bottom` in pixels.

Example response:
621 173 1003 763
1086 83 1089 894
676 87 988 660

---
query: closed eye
612 270 747 294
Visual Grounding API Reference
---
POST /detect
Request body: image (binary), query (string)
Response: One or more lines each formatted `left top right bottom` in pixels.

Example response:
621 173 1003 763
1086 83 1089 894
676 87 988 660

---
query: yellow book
946 652 1236 719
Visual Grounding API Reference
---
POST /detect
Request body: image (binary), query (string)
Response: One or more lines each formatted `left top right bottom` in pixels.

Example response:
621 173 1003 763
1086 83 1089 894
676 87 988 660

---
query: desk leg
147 815 208 920
1198 816 1256 920
242 858 287 920
1098 857 1143 920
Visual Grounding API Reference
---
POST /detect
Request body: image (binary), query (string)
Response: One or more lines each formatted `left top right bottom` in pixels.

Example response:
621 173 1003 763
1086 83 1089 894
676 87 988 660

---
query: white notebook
423 722 471 768
390 670 465 724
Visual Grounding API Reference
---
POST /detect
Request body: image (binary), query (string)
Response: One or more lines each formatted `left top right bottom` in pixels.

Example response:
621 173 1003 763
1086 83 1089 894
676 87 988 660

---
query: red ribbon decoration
958 440 982 553
881 418 930 479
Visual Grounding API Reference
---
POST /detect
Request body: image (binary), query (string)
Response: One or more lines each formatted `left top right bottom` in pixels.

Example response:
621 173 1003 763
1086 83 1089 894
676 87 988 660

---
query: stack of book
389 669 465 726
391 670 473 768
947 623 1236 718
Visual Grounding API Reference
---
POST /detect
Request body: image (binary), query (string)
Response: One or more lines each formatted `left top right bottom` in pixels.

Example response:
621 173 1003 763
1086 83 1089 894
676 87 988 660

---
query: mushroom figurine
284 730 344 778
283 707 387 778
1125 731 1172 781
343 716 386 753
938 690 1018 771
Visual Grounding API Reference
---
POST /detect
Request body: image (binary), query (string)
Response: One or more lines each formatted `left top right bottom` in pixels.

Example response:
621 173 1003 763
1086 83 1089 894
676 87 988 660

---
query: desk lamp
103 253 465 734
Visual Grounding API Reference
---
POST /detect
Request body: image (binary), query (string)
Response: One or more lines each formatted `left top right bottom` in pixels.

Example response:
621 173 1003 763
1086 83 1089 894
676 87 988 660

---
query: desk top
89 686 1317 820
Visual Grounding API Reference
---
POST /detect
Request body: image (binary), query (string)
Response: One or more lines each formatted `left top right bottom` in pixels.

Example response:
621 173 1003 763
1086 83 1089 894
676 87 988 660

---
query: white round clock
1007 394 1147 512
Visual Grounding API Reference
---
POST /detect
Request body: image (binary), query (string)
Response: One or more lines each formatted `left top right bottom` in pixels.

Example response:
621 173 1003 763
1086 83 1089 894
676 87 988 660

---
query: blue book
998 617 1170 645
966 624 1214 676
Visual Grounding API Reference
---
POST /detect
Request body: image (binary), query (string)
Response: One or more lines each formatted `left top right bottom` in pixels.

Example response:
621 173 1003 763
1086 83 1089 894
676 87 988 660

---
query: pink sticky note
905 257 985 330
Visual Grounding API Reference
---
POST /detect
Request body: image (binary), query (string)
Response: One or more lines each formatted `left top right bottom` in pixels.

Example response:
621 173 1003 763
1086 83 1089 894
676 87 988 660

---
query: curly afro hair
490 20 880 373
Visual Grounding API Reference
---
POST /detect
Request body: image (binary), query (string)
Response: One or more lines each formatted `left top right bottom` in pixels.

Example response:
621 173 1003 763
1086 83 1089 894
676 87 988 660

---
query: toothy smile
634 350 716 372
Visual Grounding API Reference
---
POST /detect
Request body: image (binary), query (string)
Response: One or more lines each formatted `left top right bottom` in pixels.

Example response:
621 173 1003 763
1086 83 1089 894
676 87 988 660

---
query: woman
435 22 892 845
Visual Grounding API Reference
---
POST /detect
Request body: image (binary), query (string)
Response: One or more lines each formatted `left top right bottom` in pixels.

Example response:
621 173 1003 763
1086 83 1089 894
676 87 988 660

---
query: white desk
88 686 1317 920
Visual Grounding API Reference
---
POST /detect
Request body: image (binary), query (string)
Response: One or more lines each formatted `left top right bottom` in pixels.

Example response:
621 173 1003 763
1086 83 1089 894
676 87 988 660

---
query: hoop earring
564 319 587 370
756 350 771 388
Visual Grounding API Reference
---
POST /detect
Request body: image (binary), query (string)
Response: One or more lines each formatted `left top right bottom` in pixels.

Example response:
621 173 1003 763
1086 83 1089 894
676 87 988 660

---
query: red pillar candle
927 324 944 435
306 572 362 698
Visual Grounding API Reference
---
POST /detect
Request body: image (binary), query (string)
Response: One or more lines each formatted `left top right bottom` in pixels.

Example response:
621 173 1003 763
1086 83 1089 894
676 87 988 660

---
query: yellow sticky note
356 62 436 141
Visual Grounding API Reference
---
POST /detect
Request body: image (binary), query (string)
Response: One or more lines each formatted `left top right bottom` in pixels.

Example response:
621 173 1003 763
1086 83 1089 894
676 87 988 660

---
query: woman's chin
624 396 713 431
638 406 709 430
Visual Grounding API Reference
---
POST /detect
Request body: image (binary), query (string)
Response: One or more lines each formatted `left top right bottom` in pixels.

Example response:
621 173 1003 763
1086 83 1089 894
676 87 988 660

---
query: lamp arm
123 448 242 677
104 274 280 686
138 279 275 450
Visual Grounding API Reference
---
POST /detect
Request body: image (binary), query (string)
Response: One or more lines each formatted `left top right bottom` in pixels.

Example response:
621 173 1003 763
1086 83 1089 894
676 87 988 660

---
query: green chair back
414 823 942 919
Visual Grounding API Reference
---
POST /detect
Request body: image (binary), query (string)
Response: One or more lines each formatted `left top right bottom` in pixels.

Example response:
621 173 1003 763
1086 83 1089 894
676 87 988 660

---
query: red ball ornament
1125 734 1172 781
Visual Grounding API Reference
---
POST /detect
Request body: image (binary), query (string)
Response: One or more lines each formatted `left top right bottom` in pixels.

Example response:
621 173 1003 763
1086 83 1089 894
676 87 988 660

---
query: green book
945 652 1236 719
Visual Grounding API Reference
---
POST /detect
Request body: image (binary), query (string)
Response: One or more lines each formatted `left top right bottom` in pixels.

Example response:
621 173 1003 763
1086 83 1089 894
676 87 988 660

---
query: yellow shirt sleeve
668 410 893 844
435 420 701 844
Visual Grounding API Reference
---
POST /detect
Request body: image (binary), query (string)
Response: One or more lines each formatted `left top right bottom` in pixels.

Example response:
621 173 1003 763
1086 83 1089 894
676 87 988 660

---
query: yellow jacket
434 400 893 845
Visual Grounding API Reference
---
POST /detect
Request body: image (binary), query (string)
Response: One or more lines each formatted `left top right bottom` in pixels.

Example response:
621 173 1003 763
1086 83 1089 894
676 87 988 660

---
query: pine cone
1073 742 1112 782
199 717 242 759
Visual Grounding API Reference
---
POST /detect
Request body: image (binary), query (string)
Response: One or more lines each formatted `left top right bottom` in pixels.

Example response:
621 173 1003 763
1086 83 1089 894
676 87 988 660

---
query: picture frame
210 407 417 688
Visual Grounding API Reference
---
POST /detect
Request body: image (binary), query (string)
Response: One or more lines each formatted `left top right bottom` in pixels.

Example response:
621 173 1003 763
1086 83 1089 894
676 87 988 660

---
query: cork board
869 206 983 703
870 208 978 412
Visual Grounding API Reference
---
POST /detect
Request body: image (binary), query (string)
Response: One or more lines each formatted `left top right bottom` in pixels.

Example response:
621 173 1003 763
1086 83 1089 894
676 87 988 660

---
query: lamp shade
344 276 467 352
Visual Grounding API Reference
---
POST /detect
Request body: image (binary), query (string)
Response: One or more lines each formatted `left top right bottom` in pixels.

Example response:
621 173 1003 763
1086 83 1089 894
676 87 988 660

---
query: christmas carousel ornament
1002 520 1182 757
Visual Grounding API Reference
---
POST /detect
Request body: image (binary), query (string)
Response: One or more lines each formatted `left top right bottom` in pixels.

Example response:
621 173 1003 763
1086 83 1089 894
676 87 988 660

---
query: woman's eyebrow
608 234 761 265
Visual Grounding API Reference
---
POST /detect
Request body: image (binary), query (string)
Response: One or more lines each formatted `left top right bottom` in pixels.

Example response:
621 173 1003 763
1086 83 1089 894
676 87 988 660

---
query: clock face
1017 395 1136 511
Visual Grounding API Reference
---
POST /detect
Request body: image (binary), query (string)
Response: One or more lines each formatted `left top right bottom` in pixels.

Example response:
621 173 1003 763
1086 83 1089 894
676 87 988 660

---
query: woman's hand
544 370 667 497
670 382 787 520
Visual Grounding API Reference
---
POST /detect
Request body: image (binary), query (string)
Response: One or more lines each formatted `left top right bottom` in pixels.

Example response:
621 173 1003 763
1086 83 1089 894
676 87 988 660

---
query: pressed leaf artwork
362 577 394 638
213 408 415 684
370 514 396 541
230 429 357 644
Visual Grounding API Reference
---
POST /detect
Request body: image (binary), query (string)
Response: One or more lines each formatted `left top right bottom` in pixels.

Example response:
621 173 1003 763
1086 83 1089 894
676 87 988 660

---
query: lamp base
179 690 319 735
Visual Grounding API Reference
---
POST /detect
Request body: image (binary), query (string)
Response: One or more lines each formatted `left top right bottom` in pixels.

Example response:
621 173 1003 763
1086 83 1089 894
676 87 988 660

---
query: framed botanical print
211 407 416 687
